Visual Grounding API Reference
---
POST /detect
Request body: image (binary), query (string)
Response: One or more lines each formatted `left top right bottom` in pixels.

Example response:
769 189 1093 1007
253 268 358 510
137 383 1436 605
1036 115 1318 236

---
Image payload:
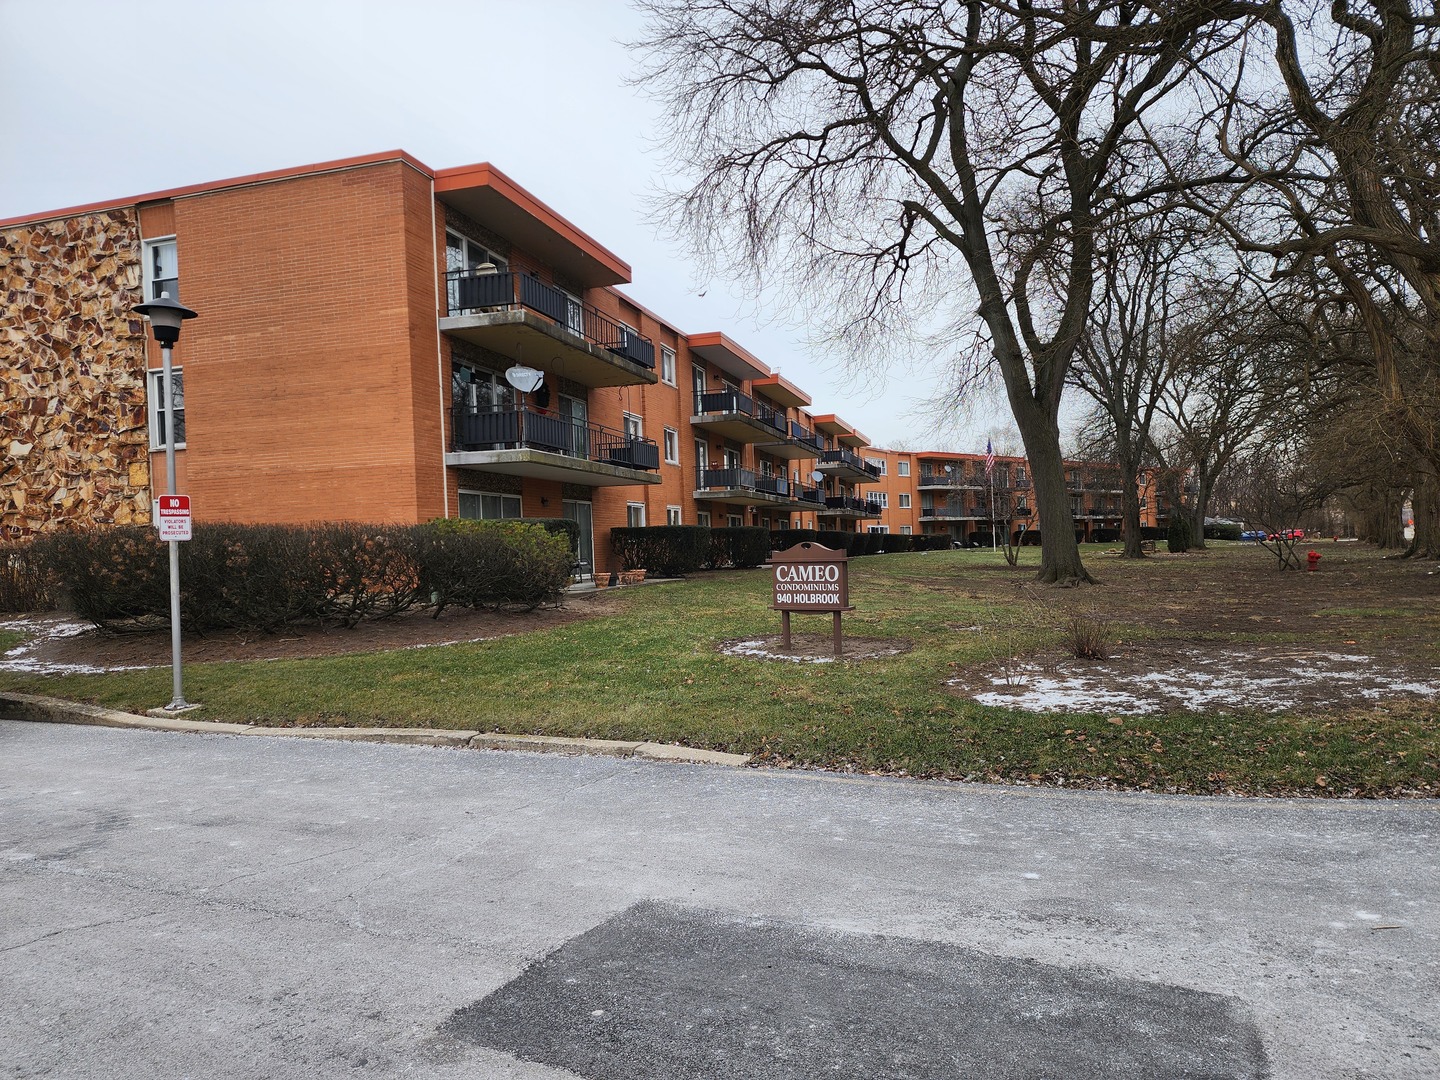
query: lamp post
134 292 199 712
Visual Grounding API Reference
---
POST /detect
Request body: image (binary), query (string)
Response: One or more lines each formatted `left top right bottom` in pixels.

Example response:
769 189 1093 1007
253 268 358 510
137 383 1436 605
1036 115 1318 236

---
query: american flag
984 438 996 477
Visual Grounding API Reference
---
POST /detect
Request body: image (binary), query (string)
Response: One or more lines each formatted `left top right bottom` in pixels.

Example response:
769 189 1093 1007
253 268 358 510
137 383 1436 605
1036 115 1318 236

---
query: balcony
818 495 883 519
689 390 792 444
815 448 880 484
759 419 827 461
693 466 800 507
918 467 981 490
440 270 657 388
446 406 660 487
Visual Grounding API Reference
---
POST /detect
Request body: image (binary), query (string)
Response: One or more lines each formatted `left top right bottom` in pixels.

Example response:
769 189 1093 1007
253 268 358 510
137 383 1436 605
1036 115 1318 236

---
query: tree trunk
1017 412 1095 583
1118 451 1145 559
1410 472 1440 559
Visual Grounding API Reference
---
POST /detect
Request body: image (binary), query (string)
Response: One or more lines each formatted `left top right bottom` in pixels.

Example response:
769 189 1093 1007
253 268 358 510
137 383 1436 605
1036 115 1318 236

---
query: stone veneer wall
1 210 152 538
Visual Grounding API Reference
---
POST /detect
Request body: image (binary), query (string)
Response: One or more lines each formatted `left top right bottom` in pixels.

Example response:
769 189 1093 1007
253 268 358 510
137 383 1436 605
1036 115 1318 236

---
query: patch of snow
0 616 154 675
720 639 837 664
956 646 1440 715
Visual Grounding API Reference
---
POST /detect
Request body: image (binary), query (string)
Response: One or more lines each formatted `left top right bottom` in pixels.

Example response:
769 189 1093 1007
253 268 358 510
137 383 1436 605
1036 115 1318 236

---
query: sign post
769 542 853 657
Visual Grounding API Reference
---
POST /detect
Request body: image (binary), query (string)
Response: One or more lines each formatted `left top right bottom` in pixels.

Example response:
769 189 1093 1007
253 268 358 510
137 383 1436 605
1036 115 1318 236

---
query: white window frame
666 505 682 526
871 492 889 508
142 236 179 302
899 493 911 508
727 514 743 527
457 489 523 520
867 457 887 475
663 427 680 465
697 510 712 527
623 412 643 439
147 367 185 451
627 502 646 528
660 346 677 386
900 525 912 535
897 460 910 477
868 525 889 534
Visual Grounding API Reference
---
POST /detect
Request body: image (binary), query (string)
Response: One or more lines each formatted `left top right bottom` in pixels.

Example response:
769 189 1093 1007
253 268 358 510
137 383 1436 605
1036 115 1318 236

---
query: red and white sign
157 495 192 541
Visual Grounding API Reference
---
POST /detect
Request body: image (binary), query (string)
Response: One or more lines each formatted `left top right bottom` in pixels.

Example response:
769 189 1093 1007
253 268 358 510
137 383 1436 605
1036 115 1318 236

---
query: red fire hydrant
1307 550 1322 571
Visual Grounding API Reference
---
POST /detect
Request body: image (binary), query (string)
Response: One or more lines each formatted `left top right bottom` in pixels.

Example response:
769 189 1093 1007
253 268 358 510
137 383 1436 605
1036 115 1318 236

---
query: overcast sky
0 0 1025 452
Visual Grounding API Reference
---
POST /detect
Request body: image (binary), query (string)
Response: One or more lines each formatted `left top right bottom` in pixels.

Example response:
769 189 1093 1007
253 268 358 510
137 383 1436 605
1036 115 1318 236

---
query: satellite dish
504 365 544 394
810 470 824 484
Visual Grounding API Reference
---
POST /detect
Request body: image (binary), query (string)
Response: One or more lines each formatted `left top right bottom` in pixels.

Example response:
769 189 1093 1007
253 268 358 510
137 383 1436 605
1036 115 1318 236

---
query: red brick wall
166 160 436 525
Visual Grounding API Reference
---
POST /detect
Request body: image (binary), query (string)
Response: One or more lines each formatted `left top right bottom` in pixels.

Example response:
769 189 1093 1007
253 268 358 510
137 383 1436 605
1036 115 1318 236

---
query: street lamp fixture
135 291 199 712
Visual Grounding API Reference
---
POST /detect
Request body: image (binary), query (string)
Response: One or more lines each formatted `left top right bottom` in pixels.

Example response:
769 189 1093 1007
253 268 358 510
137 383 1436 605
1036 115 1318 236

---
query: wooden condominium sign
770 542 853 656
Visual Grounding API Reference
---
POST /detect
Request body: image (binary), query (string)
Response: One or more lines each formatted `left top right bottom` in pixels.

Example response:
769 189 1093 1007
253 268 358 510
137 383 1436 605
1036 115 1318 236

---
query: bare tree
635 0 1255 584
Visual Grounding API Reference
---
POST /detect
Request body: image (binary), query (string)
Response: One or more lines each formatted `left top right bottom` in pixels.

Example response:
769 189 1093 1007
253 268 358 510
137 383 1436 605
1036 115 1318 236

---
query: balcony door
563 499 594 579
560 394 588 458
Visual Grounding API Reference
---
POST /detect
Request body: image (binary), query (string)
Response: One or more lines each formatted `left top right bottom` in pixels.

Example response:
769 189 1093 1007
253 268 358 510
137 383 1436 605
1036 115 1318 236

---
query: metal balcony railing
789 422 825 453
819 448 881 478
792 486 824 505
695 389 754 417
451 406 659 471
445 269 656 369
822 495 882 514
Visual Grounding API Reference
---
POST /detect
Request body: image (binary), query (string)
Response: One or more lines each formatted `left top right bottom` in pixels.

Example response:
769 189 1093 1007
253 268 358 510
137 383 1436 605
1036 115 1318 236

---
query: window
867 457 887 475
900 525 912 535
871 492 889 508
458 490 522 520
623 412 643 439
147 368 185 449
897 460 910 477
667 505 682 525
142 238 178 301
899 493 911 508
663 427 680 465
627 503 646 528
445 232 508 312
697 511 712 527
660 346 677 386
1016 467 1027 484
727 514 743 527
452 364 517 410
867 525 889 534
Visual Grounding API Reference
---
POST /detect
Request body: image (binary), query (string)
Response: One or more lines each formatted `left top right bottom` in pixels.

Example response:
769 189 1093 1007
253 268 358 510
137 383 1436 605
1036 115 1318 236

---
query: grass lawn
2 544 1436 797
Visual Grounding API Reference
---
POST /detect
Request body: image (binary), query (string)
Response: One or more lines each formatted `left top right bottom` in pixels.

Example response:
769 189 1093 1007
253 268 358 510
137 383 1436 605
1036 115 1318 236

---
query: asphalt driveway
1 720 1435 1078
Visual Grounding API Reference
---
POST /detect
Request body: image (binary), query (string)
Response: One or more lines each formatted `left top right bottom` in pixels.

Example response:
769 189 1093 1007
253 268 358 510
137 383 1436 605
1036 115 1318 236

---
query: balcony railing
789 422 825 453
446 269 655 370
819 448 881 479
919 468 983 487
792 486 824 505
694 466 793 497
692 390 789 440
822 495 882 514
452 405 659 471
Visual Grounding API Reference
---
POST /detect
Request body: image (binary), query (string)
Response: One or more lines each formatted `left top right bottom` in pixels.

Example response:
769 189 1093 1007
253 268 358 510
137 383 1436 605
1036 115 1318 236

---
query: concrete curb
0 692 751 767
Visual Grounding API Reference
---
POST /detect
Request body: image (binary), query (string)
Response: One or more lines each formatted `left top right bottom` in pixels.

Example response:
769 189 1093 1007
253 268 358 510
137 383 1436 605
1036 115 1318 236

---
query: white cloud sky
0 0 1027 450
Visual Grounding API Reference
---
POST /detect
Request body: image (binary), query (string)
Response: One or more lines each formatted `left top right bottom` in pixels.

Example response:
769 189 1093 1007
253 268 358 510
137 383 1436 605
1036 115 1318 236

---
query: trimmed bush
1166 514 1193 554
179 524 331 631
708 526 771 569
0 543 55 614
816 529 855 554
880 534 914 554
417 519 572 614
769 529 819 552
610 526 712 576
520 517 581 558
29 527 168 628
1205 521 1243 542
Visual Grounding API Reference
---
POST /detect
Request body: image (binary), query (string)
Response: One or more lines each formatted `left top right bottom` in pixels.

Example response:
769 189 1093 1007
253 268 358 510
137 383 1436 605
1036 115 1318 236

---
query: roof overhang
810 414 869 448
435 163 631 288
751 374 810 408
688 332 769 383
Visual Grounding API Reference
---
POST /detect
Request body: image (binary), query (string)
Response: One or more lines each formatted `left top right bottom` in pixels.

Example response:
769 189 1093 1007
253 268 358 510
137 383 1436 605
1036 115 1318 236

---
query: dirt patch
948 641 1440 715
1 593 619 674
719 635 912 663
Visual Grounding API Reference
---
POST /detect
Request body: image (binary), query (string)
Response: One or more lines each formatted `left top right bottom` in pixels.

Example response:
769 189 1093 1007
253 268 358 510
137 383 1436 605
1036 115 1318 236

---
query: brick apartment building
1 150 1154 573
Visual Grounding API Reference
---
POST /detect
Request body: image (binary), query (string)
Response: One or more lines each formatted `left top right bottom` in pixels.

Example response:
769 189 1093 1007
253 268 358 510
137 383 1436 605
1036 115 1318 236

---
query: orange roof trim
0 149 431 230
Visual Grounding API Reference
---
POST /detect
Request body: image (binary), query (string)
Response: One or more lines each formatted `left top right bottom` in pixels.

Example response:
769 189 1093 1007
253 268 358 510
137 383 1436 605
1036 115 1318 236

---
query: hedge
0 543 56 614
27 520 572 631
610 525 712 576
769 529 820 552
708 526 772 569
1205 521 1243 541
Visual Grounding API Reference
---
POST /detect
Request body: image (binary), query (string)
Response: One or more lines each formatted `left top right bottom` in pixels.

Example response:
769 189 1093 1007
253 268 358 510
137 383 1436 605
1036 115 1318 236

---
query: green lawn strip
0 629 26 653
2 548 1435 796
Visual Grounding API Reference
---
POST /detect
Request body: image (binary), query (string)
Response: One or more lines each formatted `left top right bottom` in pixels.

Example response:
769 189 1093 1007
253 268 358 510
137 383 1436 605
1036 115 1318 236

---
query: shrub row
609 525 950 576
0 544 56 614
25 520 574 631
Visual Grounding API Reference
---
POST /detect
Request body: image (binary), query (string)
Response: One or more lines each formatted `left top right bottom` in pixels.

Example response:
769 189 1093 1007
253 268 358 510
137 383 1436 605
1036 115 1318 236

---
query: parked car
1241 530 1264 541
